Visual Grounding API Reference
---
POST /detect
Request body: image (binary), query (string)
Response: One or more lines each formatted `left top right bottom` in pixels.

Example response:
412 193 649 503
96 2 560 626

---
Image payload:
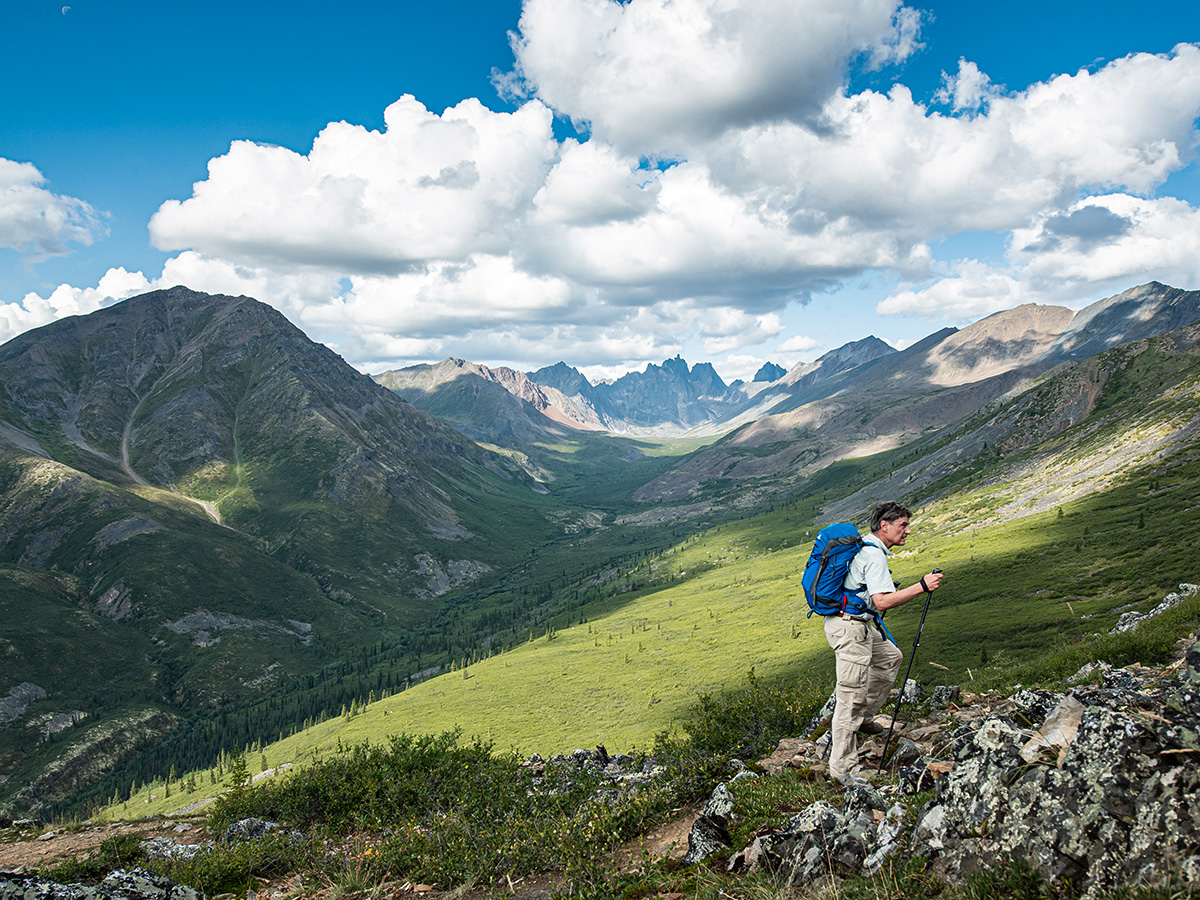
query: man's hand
874 569 944 610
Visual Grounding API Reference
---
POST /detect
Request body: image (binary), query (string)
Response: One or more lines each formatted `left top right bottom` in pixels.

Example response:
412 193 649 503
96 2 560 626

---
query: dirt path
0 820 206 872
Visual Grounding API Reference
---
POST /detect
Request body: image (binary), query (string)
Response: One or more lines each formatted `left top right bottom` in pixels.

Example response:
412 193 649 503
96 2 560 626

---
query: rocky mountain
823 315 1200 527
630 283 1200 513
752 362 786 382
0 287 557 810
708 336 900 434
377 358 594 438
0 287 549 593
1046 280 1200 361
523 356 748 435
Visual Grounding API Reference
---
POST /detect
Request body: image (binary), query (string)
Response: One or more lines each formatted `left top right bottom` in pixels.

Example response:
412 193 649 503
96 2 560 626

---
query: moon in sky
62 6 70 13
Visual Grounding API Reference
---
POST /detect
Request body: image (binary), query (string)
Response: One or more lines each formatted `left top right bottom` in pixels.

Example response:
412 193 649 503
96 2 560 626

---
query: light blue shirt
843 533 893 615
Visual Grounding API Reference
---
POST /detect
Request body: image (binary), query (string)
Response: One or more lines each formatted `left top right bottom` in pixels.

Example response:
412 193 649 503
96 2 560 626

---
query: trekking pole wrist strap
920 577 930 593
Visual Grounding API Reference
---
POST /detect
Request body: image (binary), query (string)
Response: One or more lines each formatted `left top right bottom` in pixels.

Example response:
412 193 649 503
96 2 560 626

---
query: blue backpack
801 523 897 644
801 522 870 617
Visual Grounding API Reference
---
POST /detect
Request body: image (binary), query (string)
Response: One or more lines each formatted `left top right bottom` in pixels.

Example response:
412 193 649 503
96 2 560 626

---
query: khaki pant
823 615 903 777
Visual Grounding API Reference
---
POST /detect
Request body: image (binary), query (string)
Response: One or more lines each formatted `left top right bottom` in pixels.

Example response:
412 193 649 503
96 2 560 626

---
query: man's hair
871 501 912 533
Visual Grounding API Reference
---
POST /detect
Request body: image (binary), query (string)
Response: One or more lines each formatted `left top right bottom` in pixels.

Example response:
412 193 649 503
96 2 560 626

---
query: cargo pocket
834 621 871 692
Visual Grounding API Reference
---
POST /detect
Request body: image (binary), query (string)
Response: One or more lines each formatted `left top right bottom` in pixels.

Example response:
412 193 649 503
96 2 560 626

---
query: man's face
879 516 911 548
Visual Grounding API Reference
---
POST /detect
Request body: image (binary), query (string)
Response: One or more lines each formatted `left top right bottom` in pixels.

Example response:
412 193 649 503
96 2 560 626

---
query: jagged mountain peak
1048 281 1200 361
753 362 786 382
660 355 690 376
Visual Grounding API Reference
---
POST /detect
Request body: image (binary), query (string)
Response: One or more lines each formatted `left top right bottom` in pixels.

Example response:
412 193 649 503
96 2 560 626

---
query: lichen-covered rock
1010 688 1065 727
918 643 1200 896
0 866 199 900
930 685 961 709
728 789 904 887
221 816 280 844
701 782 734 825
887 737 923 769
864 802 908 873
140 836 207 860
897 756 936 794
1 872 92 900
1110 584 1199 634
99 868 200 900
781 800 843 885
682 783 736 864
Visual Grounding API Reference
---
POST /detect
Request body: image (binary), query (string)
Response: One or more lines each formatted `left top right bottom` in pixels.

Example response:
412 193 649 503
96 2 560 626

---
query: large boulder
915 645 1200 896
0 867 199 900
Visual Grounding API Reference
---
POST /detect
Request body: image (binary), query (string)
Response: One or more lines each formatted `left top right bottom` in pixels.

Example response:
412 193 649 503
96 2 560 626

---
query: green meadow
111 435 1200 818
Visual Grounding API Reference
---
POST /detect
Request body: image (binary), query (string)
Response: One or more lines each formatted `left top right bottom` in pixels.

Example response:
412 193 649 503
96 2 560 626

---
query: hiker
824 501 942 782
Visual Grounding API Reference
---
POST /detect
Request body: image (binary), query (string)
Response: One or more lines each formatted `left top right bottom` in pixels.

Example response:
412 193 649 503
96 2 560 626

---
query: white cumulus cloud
778 334 822 353
0 158 107 260
1013 194 1200 291
500 0 923 152
150 96 558 272
0 268 150 343
934 59 1001 113
700 308 783 354
877 261 1028 320
716 43 1200 241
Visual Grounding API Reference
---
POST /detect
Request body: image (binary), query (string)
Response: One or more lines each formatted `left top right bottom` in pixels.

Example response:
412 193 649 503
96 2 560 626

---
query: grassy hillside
112 427 1199 817
0 446 400 812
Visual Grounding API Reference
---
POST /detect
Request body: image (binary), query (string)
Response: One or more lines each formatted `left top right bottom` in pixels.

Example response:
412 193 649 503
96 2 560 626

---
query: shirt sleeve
858 546 894 599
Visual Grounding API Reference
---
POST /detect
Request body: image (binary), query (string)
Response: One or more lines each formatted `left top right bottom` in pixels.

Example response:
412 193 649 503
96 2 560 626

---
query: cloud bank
6 1 1200 378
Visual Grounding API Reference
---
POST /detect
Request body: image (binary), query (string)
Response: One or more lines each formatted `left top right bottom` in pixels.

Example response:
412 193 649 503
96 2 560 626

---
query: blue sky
2 0 1199 383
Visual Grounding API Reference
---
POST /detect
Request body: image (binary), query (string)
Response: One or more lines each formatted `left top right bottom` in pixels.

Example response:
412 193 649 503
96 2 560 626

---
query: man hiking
824 501 942 783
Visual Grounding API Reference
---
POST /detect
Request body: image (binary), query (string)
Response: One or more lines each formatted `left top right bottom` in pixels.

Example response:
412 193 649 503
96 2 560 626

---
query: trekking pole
878 569 940 773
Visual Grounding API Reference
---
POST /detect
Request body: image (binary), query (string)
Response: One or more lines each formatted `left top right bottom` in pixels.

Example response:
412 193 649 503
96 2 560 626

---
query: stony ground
0 820 205 872
0 808 697 900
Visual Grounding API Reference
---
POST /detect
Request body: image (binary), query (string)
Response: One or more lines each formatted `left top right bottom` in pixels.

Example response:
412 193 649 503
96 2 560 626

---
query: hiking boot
832 770 869 789
858 717 887 735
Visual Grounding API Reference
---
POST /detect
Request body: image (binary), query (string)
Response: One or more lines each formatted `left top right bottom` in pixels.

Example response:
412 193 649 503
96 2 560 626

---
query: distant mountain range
631 282 1200 510
375 333 900 449
383 283 1200 509
378 355 758 439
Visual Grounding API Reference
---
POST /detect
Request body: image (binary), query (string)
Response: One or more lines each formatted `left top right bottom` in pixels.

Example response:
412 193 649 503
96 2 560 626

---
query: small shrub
40 833 146 885
156 831 312 897
203 729 680 892
650 670 824 803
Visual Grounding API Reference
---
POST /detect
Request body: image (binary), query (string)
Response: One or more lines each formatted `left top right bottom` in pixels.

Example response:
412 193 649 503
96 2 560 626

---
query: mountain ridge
0 287 564 811
629 284 1200 511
